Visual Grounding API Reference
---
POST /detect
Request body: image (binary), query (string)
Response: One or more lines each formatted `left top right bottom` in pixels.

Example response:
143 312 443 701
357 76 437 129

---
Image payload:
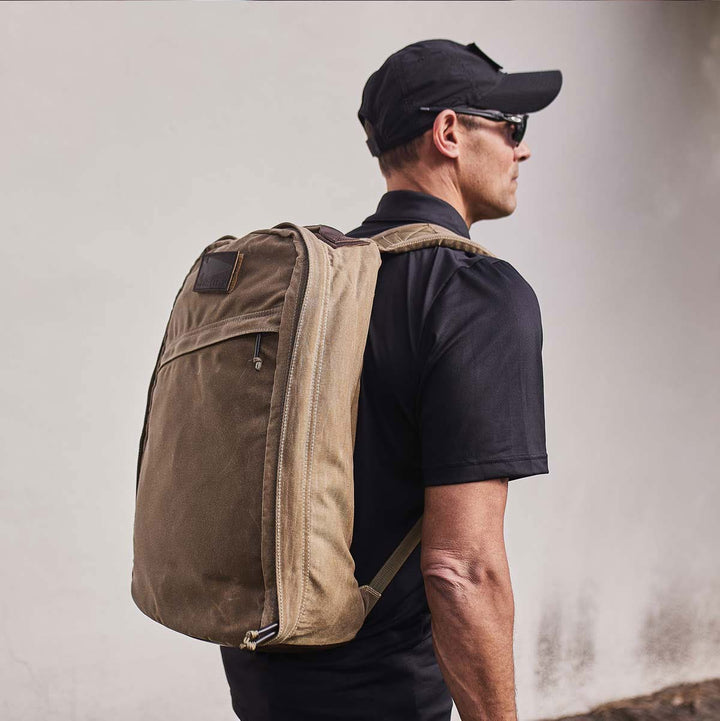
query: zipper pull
253 333 263 371
242 621 279 651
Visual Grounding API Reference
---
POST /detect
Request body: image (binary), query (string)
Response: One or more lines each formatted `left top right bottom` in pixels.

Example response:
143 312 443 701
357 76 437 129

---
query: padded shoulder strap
370 222 498 259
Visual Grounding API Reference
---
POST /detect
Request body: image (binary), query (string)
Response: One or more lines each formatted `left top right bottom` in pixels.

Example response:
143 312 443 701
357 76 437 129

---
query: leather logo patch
193 251 243 293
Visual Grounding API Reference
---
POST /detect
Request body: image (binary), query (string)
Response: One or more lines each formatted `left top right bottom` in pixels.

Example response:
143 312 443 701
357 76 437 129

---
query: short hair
363 115 485 177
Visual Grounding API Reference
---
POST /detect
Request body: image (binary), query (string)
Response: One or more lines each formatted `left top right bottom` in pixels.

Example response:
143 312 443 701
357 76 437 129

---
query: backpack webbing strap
359 515 423 617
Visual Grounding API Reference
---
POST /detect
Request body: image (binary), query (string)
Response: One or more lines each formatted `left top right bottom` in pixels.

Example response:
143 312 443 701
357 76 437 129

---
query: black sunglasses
419 106 528 146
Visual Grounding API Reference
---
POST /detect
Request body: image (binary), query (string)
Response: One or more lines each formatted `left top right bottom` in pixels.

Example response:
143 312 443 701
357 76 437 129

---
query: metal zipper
253 332 263 370
274 243 310 645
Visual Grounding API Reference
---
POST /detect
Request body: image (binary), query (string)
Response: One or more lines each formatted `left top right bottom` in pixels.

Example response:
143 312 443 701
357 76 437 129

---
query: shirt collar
345 189 470 239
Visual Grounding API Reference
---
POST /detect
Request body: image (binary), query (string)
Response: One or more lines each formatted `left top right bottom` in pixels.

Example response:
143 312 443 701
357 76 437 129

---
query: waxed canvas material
131 221 496 650
132 229 300 646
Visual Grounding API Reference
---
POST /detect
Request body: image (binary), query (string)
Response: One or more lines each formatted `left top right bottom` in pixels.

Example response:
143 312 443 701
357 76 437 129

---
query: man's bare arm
421 478 517 721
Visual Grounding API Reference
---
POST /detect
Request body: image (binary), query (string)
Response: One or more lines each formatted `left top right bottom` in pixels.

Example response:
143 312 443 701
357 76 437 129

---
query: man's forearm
423 560 517 721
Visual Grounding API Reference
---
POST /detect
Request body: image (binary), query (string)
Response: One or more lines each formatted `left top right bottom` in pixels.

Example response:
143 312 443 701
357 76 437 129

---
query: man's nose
516 140 531 161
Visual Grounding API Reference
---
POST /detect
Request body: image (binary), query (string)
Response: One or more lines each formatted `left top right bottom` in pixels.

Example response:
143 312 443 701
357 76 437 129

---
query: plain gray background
1 2 719 720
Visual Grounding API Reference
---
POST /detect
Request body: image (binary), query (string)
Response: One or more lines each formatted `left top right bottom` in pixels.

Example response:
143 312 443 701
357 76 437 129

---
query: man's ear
431 110 461 160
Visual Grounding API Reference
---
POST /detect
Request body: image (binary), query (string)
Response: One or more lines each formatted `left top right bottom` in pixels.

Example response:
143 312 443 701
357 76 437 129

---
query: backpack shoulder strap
356 224 500 619
359 516 423 618
369 222 499 259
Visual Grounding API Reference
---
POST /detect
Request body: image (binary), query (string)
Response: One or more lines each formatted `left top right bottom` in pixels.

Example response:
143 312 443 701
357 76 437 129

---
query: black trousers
220 626 453 721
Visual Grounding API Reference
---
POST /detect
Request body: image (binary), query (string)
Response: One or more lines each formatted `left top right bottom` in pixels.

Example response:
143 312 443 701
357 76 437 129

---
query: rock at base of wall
539 678 720 721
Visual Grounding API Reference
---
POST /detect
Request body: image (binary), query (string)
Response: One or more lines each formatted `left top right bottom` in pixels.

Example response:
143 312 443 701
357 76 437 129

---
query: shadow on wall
532 576 720 706
639 589 720 672
535 588 598 697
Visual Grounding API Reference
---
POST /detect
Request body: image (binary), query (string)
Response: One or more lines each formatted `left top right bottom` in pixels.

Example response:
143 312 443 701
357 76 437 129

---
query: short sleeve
418 257 549 485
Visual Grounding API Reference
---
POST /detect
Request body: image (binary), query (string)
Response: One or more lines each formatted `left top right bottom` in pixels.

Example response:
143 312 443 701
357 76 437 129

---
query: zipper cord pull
242 629 258 650
253 333 263 371
242 622 279 651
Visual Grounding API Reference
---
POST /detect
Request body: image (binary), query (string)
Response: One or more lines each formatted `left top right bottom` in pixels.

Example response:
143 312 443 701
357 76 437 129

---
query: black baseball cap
358 39 563 157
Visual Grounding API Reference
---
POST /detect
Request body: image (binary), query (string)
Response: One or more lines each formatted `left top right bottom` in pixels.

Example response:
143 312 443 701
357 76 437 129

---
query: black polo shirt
220 189 549 721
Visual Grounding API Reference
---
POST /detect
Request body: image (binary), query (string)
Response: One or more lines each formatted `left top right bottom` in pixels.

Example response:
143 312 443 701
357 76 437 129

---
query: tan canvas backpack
131 221 497 652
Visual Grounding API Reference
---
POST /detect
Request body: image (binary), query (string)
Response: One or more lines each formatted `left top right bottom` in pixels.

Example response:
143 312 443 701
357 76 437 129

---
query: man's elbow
421 556 515 606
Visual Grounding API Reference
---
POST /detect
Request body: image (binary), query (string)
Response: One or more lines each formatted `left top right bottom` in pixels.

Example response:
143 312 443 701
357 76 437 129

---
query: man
221 39 562 721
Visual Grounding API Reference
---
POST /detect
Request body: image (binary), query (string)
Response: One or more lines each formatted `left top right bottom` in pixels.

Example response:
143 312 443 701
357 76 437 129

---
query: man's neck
385 177 470 230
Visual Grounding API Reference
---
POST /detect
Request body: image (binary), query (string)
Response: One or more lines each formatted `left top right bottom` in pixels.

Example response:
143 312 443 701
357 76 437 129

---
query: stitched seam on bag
301 247 332 630
166 304 283 347
278 245 312 640
275 267 310 641
289 242 332 638
363 586 381 599
157 324 280 372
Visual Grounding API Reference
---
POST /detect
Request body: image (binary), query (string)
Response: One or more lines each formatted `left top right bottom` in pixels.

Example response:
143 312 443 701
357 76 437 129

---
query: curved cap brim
475 69 563 113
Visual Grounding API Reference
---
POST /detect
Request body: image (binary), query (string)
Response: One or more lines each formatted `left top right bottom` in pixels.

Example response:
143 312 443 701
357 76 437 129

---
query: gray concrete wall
1 2 718 719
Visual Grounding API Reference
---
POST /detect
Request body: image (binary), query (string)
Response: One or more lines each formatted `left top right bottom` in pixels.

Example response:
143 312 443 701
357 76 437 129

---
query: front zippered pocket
154 307 282 373
139 309 282 489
